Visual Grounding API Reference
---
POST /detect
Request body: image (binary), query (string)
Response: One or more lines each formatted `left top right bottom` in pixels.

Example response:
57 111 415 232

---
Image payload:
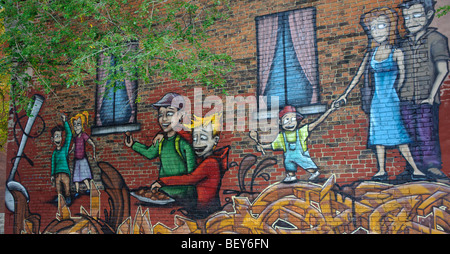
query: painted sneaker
309 171 320 181
282 175 297 183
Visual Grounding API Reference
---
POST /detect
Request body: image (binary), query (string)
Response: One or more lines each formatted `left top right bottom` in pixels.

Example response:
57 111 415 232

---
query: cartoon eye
200 134 208 141
193 136 198 142
283 118 289 124
378 23 386 29
413 13 424 18
167 112 174 117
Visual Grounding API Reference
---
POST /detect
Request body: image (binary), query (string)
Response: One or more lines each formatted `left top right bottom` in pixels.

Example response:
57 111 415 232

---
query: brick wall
4 0 450 234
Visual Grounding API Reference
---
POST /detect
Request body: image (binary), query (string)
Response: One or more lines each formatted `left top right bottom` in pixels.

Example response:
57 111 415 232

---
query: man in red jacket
151 113 229 218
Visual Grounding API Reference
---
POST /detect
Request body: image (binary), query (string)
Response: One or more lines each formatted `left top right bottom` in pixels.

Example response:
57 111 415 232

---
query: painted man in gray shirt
397 0 450 183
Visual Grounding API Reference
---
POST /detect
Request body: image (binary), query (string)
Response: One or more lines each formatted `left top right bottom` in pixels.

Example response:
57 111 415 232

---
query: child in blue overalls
251 103 338 183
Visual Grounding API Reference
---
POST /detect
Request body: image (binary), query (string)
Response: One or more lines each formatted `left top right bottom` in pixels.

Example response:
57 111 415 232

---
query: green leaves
436 5 450 18
0 0 234 114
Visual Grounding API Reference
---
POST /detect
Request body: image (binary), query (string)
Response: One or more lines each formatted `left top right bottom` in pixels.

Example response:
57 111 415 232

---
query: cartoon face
52 131 63 148
192 122 219 158
403 3 430 35
281 112 298 131
158 106 182 134
73 118 83 135
370 15 389 44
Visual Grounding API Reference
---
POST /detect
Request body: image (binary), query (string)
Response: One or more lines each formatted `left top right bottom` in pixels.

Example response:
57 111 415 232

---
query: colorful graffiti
5 0 450 235
10 170 450 234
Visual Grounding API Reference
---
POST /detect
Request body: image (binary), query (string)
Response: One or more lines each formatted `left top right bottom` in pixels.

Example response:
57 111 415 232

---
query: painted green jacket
132 134 197 200
132 134 196 177
51 121 72 176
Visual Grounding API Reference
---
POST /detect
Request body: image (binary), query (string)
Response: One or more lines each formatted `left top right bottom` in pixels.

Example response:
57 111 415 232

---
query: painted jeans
400 101 442 171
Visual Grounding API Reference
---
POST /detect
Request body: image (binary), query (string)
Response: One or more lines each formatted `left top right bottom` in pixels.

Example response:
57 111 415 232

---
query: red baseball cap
279 105 304 122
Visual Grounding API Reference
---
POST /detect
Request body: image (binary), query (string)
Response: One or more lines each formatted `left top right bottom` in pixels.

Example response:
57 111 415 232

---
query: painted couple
336 0 449 182
250 0 449 184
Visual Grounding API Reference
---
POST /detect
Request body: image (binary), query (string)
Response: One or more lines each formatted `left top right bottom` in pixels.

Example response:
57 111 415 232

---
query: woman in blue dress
336 7 427 181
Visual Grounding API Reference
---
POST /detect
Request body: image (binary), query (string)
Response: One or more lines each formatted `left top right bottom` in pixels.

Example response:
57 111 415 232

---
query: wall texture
3 0 450 234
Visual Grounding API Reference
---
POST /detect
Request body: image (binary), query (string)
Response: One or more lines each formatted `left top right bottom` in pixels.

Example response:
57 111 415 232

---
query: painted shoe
371 172 388 181
308 171 320 181
411 173 428 181
65 197 72 206
282 175 297 183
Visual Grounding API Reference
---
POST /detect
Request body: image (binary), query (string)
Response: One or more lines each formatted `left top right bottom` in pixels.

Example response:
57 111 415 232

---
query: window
92 42 141 136
256 8 326 114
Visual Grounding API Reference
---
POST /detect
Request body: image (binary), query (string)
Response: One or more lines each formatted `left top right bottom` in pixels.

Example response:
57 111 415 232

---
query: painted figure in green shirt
50 113 72 205
250 102 338 183
125 93 197 203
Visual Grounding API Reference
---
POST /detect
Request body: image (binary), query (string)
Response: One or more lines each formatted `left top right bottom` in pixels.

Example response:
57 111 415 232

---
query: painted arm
159 159 217 186
308 101 338 132
51 152 56 176
132 141 159 160
249 130 276 149
62 121 72 153
394 48 405 92
337 52 370 104
181 139 197 173
422 61 449 105
87 138 96 161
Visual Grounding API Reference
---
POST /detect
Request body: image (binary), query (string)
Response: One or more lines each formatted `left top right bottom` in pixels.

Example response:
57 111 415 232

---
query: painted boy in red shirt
151 113 229 218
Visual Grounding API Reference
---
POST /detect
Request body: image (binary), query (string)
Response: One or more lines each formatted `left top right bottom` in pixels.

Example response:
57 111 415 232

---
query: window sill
255 103 328 120
91 123 141 136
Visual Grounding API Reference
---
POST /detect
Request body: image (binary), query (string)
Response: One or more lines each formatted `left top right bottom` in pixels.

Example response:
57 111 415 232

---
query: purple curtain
288 8 319 104
257 15 278 98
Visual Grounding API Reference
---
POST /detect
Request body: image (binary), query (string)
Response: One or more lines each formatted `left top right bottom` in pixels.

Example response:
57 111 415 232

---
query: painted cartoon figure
336 7 426 181
250 102 338 183
50 113 72 205
124 92 197 201
70 111 96 198
151 113 229 218
396 0 450 182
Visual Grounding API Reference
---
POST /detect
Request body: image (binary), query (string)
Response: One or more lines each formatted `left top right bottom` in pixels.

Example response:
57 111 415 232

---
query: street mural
5 0 450 234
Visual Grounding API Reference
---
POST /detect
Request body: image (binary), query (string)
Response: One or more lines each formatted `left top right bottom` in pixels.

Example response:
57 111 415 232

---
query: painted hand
335 96 347 107
60 113 67 122
331 100 340 110
153 133 164 146
151 181 162 190
420 97 433 105
124 132 134 147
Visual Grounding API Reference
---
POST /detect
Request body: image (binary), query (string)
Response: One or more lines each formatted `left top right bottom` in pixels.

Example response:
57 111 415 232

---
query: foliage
0 0 234 115
0 73 8 151
436 5 450 18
